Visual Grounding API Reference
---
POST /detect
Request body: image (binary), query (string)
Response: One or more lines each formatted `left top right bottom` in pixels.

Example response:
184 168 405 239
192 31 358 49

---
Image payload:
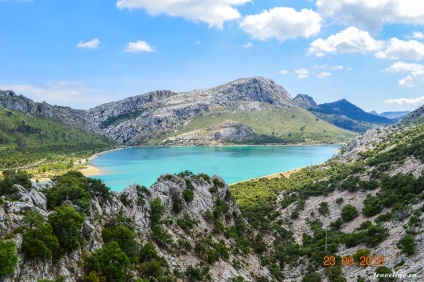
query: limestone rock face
1 174 270 282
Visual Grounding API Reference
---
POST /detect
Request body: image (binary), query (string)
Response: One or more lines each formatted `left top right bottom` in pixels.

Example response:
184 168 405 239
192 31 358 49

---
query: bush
318 202 329 215
85 242 130 282
183 189 194 202
149 198 165 226
352 249 370 263
397 235 416 255
302 272 321 282
0 240 18 275
102 224 138 262
21 213 59 261
362 196 382 217
172 193 183 214
48 204 84 254
152 225 173 247
185 262 210 281
341 204 358 222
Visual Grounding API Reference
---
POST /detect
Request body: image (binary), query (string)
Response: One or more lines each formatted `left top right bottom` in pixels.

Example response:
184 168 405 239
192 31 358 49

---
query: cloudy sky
0 0 423 112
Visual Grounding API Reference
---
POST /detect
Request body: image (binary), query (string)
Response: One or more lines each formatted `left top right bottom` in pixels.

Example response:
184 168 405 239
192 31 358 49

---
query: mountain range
1 76 405 149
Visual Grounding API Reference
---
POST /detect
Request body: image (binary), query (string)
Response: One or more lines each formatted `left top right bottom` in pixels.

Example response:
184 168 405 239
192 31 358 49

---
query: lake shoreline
82 144 340 190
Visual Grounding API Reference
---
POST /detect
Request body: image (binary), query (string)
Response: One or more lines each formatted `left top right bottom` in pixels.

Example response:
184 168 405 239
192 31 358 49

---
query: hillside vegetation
0 107 115 168
230 119 424 281
154 103 354 145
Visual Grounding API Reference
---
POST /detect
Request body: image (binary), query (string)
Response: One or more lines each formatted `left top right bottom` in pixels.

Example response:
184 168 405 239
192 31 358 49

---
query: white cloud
279 69 289 75
243 42 253 49
385 96 424 106
376 38 424 61
240 7 322 42
316 72 332 78
412 32 424 39
116 0 250 28
124 40 155 53
295 68 309 79
0 82 109 109
383 61 424 88
77 38 100 49
317 0 424 33
308 27 383 57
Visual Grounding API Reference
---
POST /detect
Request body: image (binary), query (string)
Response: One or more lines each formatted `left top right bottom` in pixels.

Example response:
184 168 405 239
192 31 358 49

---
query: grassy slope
0 107 115 168
152 103 355 145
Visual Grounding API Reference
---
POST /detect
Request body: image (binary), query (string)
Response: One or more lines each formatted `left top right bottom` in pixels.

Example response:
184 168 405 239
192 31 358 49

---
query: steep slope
0 107 115 168
402 105 424 123
231 120 424 281
0 90 100 133
88 77 354 145
0 171 275 281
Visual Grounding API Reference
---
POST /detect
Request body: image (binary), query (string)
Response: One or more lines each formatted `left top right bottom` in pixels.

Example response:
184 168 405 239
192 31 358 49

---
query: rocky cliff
0 172 271 281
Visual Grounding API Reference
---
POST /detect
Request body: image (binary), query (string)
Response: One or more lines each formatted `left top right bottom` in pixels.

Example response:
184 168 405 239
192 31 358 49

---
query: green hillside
230 120 424 281
151 104 355 145
0 107 115 168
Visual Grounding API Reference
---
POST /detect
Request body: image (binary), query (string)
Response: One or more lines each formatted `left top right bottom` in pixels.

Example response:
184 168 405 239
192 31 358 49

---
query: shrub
102 224 138 262
0 240 18 276
185 262 210 281
183 189 194 202
352 249 370 263
21 214 59 261
149 198 165 226
48 204 84 255
318 202 329 215
302 272 321 282
341 204 358 222
172 193 183 214
85 242 130 282
152 225 173 247
397 235 416 255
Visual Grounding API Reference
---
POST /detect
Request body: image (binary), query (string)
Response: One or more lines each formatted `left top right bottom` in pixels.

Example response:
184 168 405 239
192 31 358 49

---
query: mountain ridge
1 77 354 146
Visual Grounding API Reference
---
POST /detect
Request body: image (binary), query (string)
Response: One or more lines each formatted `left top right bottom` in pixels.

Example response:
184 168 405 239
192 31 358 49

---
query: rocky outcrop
0 174 270 282
293 94 318 109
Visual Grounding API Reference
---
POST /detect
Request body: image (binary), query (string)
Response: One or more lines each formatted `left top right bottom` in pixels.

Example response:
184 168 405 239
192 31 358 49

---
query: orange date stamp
323 255 385 266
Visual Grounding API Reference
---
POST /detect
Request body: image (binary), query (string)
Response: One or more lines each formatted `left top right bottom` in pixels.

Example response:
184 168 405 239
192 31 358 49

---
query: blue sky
0 0 423 112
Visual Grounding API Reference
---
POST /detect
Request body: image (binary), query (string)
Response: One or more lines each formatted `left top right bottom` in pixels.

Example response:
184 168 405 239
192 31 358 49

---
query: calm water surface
91 145 340 191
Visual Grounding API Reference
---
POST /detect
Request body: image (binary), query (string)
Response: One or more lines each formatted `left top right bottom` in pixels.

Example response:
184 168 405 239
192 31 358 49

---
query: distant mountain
294 96 395 132
401 105 424 123
369 110 410 121
1 77 354 146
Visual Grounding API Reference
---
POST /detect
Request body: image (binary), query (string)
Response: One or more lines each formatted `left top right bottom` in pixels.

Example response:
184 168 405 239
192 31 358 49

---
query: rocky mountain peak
211 76 293 106
293 94 318 109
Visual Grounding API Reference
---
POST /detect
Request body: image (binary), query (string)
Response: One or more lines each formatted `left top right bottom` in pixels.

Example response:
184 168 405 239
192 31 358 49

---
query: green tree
48 204 84 254
0 240 18 276
341 204 358 222
149 198 165 226
85 242 130 282
102 224 138 262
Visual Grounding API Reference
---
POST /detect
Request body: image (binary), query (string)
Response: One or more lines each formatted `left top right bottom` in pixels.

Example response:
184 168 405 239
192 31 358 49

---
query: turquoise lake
91 145 341 191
